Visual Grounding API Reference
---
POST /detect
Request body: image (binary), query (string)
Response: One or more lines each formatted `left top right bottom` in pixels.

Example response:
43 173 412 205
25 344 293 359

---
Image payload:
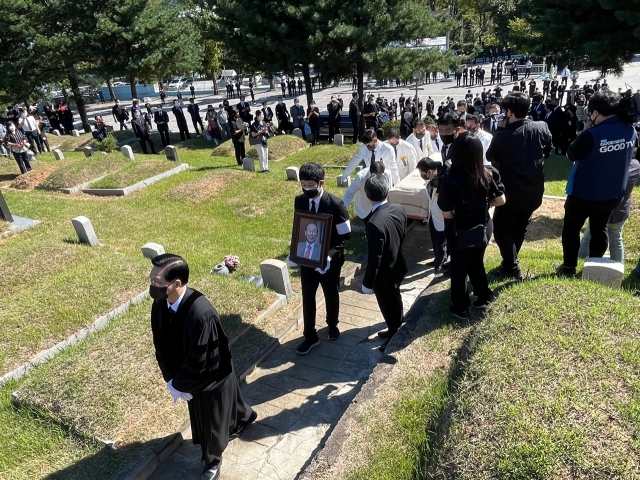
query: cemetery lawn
50 130 135 151
0 140 363 479
543 153 572 197
209 134 308 160
88 159 181 189
38 155 132 190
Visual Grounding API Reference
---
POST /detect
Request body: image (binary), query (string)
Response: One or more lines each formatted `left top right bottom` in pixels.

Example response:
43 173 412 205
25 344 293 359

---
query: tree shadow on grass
0 173 19 183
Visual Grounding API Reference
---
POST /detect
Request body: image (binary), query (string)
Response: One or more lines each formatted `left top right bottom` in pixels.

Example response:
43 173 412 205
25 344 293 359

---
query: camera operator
555 90 638 276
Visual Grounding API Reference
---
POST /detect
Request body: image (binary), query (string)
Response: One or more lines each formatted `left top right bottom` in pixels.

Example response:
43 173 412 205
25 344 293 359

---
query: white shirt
475 128 493 165
526 61 532 68
343 169 392 219
342 141 399 186
430 133 443 153
308 195 320 213
427 181 445 231
370 199 388 214
561 68 570 78
167 289 187 312
21 115 38 133
385 139 417 181
406 132 433 161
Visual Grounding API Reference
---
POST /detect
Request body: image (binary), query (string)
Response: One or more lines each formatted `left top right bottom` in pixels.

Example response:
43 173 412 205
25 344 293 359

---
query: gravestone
52 149 64 161
51 129 61 137
286 166 299 181
0 192 14 222
141 242 165 259
242 157 256 172
292 128 303 139
83 146 94 157
337 175 351 187
71 216 99 246
71 129 80 137
582 257 625 288
121 145 135 161
334 134 344 147
260 259 293 299
165 145 179 162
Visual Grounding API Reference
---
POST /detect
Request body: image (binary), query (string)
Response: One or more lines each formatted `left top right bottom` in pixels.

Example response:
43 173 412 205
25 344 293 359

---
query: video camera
619 87 640 127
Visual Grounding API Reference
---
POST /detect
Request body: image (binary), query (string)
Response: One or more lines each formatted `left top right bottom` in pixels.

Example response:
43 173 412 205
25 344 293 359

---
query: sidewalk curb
115 254 368 480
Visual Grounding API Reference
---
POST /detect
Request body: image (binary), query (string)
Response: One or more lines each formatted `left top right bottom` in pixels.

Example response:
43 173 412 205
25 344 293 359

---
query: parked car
166 77 187 91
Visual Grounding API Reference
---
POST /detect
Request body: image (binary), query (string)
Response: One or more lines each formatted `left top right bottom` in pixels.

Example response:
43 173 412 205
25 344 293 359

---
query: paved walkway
149 224 435 480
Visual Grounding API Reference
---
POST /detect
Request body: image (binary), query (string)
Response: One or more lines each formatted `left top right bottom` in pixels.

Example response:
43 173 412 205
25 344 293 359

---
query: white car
166 78 186 91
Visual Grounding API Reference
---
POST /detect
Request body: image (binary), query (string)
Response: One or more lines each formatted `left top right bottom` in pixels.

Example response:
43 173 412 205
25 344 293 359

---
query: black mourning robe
151 288 254 464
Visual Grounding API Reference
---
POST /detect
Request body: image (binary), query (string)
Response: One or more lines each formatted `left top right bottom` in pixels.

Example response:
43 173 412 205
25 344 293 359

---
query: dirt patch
164 170 245 202
238 205 266 217
527 197 565 242
7 164 58 190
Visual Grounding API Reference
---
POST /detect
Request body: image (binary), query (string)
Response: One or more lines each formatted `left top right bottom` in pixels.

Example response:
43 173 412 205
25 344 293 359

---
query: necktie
310 200 316 213
304 245 311 259
393 145 397 159
419 139 423 151
371 149 375 164
435 138 440 149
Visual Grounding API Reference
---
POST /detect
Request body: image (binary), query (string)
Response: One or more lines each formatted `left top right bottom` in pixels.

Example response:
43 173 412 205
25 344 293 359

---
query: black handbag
455 224 488 250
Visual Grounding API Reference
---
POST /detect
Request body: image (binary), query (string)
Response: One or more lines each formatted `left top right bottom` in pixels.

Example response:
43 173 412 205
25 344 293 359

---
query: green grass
38 155 132 190
210 134 308 161
0 136 365 479
51 131 135 152
88 159 180 189
431 279 640 479
544 153 572 197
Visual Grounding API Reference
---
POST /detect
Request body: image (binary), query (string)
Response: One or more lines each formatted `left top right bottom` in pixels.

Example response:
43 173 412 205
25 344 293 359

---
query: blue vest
566 116 637 201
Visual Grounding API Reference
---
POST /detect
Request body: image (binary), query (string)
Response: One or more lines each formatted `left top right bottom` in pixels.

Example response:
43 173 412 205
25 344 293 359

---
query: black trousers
177 122 191 141
12 151 31 174
25 131 43 154
233 137 245 165
138 135 157 154
157 124 170 147
300 256 344 342
328 122 340 142
450 245 492 312
562 195 621 268
493 196 542 271
192 116 204 135
188 368 254 465
374 281 403 332
350 118 359 143
429 217 447 268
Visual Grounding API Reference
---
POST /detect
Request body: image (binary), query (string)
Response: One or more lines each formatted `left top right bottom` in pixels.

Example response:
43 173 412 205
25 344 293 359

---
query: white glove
286 254 298 268
167 379 193 404
315 257 331 274
361 285 375 295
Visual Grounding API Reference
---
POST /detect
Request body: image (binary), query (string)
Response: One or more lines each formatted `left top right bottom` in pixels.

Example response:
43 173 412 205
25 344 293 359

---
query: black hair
502 92 531 118
369 160 385 175
376 128 385 139
362 129 377 144
437 112 464 127
417 158 439 171
387 129 400 140
364 173 389 202
414 120 426 128
588 90 620 117
457 100 467 107
299 162 325 183
151 253 189 285
352 91 358 97
466 114 480 124
448 132 491 190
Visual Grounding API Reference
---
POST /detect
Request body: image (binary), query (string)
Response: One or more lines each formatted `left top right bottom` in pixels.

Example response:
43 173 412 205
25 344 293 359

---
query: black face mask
366 144 376 152
149 281 175 301
302 187 319 198
440 134 454 145
414 132 425 139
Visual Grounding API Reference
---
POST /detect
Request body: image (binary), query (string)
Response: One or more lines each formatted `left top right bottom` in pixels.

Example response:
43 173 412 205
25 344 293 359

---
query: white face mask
9 126 15 132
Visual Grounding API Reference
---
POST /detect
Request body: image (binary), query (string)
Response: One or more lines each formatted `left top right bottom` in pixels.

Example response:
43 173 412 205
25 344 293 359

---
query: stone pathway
148 223 435 480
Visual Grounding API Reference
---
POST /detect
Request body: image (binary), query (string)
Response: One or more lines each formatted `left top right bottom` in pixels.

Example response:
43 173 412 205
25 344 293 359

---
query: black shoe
472 297 493 309
554 263 576 277
492 267 523 281
378 338 391 353
449 307 468 320
296 338 320 355
229 410 258 440
328 326 340 341
202 461 221 480
377 328 397 339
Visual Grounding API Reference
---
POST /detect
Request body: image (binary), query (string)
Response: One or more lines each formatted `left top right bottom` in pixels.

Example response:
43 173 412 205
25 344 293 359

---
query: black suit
275 103 290 134
348 98 360 143
294 191 351 342
363 202 408 332
237 102 252 123
172 106 191 140
154 110 171 146
131 115 156 154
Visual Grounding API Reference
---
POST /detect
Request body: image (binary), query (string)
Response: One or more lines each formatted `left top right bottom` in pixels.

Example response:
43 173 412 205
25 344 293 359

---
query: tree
96 0 203 100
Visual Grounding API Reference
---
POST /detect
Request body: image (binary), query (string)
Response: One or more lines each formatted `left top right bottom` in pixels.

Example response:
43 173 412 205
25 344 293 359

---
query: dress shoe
202 461 221 480
328 326 340 340
229 410 258 440
296 338 320 355
377 329 397 339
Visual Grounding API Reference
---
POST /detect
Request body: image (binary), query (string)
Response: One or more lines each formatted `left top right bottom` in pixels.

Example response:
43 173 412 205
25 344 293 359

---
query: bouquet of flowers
223 255 241 272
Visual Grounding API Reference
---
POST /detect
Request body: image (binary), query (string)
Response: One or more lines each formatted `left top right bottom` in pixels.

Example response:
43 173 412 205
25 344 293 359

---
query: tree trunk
302 63 313 106
67 72 91 133
129 74 138 100
357 59 365 138
269 74 275 91
106 79 116 103
212 70 219 95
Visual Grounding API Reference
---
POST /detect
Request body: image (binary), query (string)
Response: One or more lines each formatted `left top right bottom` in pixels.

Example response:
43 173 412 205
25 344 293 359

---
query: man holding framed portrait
288 163 352 355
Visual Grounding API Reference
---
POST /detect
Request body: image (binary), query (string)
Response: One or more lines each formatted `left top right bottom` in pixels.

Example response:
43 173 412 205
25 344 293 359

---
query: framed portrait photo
290 212 333 270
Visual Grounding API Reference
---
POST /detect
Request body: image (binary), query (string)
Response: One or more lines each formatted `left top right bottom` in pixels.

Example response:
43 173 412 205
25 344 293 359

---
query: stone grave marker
83 146 94 157
334 134 344 146
165 145 179 162
71 129 80 137
242 157 256 172
582 257 625 288
292 128 303 139
51 129 61 136
0 192 14 222
121 145 135 161
337 175 351 187
260 259 293 299
53 149 64 160
286 166 299 181
71 216 99 246
141 242 165 259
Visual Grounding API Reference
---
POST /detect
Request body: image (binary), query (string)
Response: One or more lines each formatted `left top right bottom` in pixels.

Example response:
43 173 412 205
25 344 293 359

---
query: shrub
92 134 118 153
382 119 400 136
